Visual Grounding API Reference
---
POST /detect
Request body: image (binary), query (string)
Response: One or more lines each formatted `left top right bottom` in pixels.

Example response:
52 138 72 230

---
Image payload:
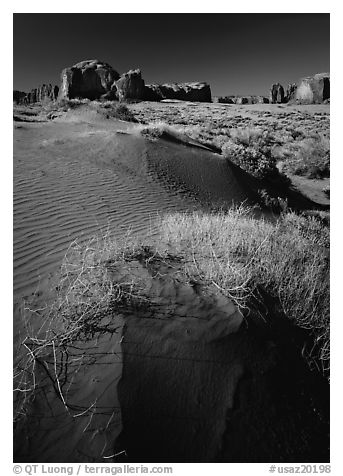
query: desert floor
13 101 330 463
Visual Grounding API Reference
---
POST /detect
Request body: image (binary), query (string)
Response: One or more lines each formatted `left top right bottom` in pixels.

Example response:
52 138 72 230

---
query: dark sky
13 13 330 96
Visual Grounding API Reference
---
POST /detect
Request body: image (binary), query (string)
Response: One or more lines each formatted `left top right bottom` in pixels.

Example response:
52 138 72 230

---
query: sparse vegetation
98 102 137 122
39 98 137 122
15 204 330 421
14 231 145 421
221 132 279 180
159 208 330 376
275 135 330 179
131 103 329 195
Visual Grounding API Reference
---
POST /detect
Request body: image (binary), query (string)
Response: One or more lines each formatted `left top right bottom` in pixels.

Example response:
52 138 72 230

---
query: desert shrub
222 139 280 180
220 127 289 181
100 103 137 122
139 123 166 140
257 189 288 212
138 122 215 148
160 209 329 375
275 135 330 179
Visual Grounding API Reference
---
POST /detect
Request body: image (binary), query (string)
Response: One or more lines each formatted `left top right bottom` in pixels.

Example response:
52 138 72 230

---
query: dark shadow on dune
140 132 328 214
143 137 253 209
115 253 329 463
116 300 329 463
227 160 329 212
155 129 222 154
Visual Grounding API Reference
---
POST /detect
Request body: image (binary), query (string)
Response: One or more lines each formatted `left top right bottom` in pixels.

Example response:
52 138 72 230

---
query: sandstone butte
14 60 329 105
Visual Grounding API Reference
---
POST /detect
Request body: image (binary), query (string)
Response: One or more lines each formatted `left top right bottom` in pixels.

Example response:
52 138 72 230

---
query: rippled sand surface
13 120 198 337
13 113 251 462
14 116 250 336
13 113 329 463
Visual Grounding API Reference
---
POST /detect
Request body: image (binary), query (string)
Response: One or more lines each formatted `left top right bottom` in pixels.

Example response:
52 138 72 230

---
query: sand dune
14 123 182 332
13 112 254 461
14 116 251 336
13 111 329 463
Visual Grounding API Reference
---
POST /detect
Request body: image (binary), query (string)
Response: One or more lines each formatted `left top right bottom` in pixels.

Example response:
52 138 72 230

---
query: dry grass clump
229 127 270 146
138 121 201 141
159 208 330 375
13 232 152 421
14 207 330 423
137 121 182 140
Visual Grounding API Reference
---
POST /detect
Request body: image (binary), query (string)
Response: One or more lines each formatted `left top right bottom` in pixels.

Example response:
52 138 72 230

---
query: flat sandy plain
13 100 330 462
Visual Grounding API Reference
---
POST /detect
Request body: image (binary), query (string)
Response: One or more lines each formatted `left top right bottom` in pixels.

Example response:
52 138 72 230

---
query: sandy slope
14 111 256 462
13 107 329 463
14 113 251 321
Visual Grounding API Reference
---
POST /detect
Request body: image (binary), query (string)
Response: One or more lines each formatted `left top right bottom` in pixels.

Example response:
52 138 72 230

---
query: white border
3 3 341 474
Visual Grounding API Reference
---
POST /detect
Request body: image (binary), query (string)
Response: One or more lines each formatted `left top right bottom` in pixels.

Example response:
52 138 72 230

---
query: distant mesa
293 72 330 104
14 84 59 105
215 74 329 106
58 59 212 103
269 73 330 105
13 90 27 104
145 82 212 102
13 60 329 105
214 95 269 104
59 59 120 101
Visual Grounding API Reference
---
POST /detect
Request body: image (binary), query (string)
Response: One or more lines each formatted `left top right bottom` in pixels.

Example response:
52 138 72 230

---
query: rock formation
216 96 269 105
270 83 285 103
58 59 120 101
18 84 59 104
285 83 297 102
145 82 212 102
215 96 234 104
13 90 26 104
57 59 212 103
293 73 330 104
36 84 59 102
115 69 145 101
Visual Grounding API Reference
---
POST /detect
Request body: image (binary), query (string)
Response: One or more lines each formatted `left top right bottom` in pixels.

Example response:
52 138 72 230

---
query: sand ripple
13 121 197 341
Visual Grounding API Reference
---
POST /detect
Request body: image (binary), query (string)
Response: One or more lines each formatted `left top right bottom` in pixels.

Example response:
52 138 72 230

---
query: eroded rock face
115 69 145 101
285 83 297 102
58 59 120 100
294 73 330 104
13 91 26 104
216 96 269 105
19 84 59 104
145 82 212 102
57 59 212 102
215 96 235 104
270 83 285 103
